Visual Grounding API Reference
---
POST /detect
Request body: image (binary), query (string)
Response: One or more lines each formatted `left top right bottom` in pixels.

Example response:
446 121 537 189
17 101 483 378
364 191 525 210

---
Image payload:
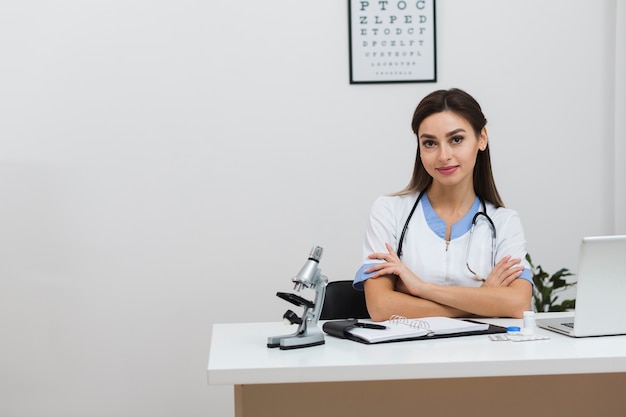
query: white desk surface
208 312 626 386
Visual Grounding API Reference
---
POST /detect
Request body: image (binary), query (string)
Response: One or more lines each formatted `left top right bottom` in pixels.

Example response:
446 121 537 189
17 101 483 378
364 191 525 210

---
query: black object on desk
323 319 507 344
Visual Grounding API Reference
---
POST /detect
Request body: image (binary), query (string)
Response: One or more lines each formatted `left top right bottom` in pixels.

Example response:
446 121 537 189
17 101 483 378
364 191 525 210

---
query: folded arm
364 276 469 321
365 275 531 321
363 243 532 321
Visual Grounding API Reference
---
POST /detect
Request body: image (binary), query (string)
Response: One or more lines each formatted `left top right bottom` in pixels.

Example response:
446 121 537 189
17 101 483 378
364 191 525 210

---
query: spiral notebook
323 316 503 344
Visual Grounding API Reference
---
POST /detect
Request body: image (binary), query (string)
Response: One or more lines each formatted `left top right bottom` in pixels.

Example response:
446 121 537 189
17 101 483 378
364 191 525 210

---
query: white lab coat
354 192 532 290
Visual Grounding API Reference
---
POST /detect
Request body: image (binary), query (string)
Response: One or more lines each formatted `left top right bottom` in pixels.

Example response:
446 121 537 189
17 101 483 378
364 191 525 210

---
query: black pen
355 322 387 330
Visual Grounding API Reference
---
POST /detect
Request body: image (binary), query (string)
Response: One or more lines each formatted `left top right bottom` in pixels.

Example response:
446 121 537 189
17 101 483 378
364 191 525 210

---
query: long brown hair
397 88 504 208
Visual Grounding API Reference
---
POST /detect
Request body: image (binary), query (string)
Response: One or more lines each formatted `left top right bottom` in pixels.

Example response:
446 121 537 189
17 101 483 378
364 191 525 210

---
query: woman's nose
438 145 452 161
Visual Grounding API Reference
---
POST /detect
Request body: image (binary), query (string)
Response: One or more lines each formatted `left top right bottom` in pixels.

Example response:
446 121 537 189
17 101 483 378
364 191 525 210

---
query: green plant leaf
527 253 577 313
559 299 576 310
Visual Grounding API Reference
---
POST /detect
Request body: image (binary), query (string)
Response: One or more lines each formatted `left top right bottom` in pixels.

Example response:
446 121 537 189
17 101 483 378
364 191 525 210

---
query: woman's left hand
481 256 524 288
365 243 424 295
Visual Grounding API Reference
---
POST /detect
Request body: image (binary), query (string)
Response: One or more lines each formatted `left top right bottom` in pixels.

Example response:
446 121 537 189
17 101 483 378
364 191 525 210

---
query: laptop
536 235 626 337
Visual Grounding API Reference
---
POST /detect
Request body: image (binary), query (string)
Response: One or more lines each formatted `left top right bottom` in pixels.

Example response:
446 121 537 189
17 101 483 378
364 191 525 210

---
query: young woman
354 88 532 321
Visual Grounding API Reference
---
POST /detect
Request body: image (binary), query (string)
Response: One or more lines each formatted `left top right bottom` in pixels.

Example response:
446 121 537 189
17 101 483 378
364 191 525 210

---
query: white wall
0 1 623 416
616 0 626 232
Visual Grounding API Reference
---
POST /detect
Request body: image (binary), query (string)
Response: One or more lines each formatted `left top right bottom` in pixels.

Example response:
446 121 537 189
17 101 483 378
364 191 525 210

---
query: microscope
267 245 328 349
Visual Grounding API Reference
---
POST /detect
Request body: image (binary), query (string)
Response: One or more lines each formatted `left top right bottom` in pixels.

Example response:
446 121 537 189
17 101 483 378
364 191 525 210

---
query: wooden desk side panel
235 373 626 417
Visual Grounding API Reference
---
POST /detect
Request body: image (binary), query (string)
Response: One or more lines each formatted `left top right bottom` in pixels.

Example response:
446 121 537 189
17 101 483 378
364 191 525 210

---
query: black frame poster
348 0 437 84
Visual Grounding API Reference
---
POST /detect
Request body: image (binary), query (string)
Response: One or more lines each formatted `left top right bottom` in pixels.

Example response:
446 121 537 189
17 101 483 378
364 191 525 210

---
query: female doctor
354 88 532 321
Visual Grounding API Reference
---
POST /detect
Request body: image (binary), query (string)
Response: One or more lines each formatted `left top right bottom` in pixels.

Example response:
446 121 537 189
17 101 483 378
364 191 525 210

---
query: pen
355 322 387 330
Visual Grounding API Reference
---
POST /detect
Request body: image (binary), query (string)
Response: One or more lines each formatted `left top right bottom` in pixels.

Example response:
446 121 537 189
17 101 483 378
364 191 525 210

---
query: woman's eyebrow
419 128 466 140
445 128 466 137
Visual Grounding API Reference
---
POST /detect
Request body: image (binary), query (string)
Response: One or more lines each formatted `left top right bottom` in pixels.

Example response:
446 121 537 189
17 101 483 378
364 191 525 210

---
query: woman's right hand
366 243 426 296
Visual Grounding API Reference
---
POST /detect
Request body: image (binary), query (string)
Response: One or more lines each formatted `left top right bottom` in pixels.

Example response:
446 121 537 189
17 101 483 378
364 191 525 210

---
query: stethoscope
396 189 497 282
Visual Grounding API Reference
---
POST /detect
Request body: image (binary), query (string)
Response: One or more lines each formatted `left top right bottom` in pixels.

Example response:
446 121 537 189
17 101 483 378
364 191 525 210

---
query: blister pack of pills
488 334 550 342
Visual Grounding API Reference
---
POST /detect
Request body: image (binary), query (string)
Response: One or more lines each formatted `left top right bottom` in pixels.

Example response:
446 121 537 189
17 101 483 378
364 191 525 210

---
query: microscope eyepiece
308 246 323 262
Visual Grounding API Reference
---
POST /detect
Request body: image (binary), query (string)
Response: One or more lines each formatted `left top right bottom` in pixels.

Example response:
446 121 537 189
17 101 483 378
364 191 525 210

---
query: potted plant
526 253 576 312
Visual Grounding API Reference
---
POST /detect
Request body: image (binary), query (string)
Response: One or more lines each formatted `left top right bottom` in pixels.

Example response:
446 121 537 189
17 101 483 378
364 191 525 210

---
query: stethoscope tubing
466 211 497 281
396 190 497 281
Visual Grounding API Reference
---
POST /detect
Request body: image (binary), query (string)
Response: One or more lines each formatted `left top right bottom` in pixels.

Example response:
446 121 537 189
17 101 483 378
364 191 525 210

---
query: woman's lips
437 166 458 175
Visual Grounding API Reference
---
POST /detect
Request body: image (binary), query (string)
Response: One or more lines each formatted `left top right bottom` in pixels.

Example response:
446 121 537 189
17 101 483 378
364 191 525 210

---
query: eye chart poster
349 0 437 84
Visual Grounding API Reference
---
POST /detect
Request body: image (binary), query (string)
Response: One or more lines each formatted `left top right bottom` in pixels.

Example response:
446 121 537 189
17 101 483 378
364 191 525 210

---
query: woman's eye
422 140 436 148
451 136 464 144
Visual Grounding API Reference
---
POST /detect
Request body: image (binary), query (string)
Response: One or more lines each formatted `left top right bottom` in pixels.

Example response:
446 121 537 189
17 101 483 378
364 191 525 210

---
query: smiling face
418 110 488 190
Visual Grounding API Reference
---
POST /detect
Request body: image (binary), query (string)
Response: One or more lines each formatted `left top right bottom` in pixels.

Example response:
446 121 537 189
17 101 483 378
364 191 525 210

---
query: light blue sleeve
353 263 379 290
518 268 533 286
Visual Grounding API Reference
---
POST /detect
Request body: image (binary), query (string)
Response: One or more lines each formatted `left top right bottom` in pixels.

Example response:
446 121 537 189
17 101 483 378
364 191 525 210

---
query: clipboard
322 319 507 344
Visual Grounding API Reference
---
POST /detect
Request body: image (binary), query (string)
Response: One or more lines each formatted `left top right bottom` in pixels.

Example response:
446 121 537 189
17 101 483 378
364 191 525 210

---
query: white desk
208 313 626 417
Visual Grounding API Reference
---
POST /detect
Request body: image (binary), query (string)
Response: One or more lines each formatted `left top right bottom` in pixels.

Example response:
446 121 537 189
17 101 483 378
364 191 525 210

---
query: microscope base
267 331 325 350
